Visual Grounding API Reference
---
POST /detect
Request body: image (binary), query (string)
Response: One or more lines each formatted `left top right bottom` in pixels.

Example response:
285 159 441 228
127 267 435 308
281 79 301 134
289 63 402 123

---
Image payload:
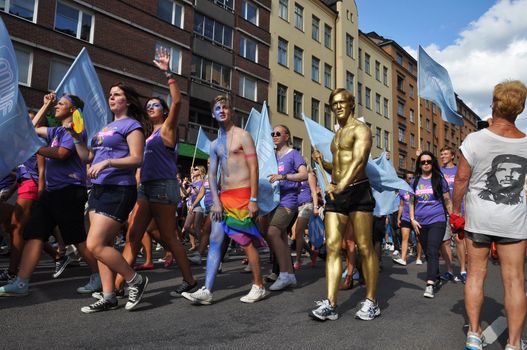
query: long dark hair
111 82 151 135
413 151 447 202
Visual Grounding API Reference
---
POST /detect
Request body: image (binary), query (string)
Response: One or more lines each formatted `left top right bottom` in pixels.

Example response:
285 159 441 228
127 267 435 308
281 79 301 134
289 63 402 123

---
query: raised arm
33 93 55 137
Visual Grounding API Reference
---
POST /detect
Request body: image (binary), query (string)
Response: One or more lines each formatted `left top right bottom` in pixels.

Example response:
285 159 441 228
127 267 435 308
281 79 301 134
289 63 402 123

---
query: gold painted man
309 88 380 321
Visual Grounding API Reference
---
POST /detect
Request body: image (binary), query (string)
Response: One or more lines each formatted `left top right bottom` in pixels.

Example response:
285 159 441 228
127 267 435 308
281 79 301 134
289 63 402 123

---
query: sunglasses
146 102 162 109
271 132 282 137
420 160 433 165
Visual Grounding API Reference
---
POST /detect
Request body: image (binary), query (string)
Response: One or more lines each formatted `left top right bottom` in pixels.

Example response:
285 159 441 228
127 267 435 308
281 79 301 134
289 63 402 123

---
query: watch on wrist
249 197 258 203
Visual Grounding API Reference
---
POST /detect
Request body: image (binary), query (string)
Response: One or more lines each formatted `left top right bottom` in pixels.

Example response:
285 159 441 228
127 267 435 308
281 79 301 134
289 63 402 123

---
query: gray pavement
0 250 522 349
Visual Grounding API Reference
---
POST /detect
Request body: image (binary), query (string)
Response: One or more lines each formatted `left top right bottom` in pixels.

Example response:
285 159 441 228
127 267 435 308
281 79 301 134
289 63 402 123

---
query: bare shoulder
353 122 372 138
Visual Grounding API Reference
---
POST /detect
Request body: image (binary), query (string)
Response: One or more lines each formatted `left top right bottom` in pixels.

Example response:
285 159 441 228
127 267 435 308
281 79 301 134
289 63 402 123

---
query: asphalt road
0 249 522 349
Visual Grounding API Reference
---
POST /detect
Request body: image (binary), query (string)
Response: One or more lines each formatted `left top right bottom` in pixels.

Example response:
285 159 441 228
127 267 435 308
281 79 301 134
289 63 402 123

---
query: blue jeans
419 221 447 282
138 179 180 205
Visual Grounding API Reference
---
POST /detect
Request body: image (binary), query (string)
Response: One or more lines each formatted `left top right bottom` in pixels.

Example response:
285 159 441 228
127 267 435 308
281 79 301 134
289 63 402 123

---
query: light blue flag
244 102 280 215
373 189 400 216
196 126 212 154
303 113 333 192
371 152 410 215
516 116 527 134
418 46 463 126
0 18 44 178
54 47 111 141
302 114 413 193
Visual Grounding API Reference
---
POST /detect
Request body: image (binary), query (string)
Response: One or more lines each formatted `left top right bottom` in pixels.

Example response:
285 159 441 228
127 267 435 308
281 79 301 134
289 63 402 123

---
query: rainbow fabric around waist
220 187 266 247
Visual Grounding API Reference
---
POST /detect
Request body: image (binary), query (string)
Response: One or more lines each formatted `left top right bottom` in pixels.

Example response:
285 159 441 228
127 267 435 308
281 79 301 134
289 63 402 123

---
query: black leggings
418 221 446 282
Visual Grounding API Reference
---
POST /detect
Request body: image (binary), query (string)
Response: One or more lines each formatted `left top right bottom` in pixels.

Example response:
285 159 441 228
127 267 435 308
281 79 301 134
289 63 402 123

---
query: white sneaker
392 257 407 266
269 275 296 291
240 284 267 303
423 284 434 298
416 259 423 265
182 286 213 305
392 250 399 256
355 298 380 321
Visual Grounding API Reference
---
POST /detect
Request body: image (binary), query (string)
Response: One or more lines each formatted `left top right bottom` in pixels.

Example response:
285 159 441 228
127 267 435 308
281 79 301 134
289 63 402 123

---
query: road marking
482 316 507 345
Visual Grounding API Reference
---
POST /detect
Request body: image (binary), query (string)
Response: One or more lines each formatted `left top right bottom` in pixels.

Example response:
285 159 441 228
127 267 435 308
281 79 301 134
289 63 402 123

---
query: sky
355 0 527 122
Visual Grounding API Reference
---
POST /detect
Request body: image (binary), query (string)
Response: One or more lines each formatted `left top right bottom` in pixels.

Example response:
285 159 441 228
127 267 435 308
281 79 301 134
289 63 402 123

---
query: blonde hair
492 80 527 120
210 94 232 113
195 165 206 179
275 124 292 146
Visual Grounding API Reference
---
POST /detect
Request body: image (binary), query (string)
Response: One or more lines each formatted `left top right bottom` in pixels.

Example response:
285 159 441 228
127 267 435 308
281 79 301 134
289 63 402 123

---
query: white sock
278 272 288 280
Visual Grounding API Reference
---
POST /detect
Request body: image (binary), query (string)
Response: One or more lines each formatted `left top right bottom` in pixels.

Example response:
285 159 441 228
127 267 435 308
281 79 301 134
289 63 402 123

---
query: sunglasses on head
146 102 162 109
271 132 282 137
420 160 433 165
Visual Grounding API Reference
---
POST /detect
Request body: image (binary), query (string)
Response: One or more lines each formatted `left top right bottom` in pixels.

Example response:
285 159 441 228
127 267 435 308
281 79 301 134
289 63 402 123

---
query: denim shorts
88 184 137 223
138 179 180 205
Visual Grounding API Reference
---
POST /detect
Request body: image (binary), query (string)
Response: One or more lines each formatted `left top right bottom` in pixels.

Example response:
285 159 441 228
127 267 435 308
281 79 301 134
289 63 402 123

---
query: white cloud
408 0 527 122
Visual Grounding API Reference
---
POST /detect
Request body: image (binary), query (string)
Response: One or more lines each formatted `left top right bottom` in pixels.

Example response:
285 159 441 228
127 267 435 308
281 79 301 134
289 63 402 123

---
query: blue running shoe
0 277 29 296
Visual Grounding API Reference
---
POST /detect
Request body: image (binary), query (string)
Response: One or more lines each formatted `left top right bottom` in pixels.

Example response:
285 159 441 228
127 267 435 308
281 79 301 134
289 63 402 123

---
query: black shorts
88 184 137 223
400 220 412 229
324 180 375 214
372 216 386 243
23 185 88 245
465 231 523 245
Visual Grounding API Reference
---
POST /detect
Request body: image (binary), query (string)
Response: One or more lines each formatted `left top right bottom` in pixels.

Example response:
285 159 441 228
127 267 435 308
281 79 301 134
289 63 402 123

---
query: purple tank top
16 154 38 182
140 128 178 183
298 180 312 205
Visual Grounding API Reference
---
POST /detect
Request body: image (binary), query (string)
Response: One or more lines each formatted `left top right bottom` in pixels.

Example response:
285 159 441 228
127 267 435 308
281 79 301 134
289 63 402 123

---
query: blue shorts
138 179 180 205
88 184 137 223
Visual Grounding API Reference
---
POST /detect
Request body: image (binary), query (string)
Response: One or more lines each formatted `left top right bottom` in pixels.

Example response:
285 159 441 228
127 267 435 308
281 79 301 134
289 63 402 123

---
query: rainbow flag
220 187 266 247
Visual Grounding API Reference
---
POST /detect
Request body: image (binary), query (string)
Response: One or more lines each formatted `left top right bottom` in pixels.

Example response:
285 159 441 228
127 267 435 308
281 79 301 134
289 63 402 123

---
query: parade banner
244 103 280 215
196 126 212 154
0 18 44 178
54 47 111 141
418 46 464 126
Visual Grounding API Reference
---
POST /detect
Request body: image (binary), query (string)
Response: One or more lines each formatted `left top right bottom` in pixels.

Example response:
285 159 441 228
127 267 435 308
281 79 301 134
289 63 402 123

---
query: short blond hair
210 94 232 113
492 80 527 119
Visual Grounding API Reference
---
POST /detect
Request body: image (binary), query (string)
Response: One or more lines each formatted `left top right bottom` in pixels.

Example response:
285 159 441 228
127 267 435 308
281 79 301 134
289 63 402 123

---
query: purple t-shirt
441 165 464 214
90 118 143 186
190 179 203 203
298 180 312 205
203 178 213 207
140 128 178 183
45 127 87 191
0 174 15 191
276 149 306 209
398 189 411 221
413 176 449 225
16 154 38 182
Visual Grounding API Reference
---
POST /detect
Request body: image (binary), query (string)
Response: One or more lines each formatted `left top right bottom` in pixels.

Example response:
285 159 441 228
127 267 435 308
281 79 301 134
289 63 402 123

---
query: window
357 83 362 105
426 118 430 130
376 127 382 148
397 100 404 116
211 0 234 10
375 61 380 81
293 137 303 152
444 126 449 140
2 0 37 22
324 104 331 130
398 127 405 143
311 98 319 122
311 15 319 41
277 84 287 114
294 3 303 30
396 53 403 65
384 131 390 151
14 45 32 86
54 1 94 42
364 53 370 74
375 93 381 114
431 103 436 114
409 109 414 122
410 133 415 147
311 56 319 82
279 0 288 21
194 14 233 48
293 90 303 119
48 58 71 90
383 66 388 85
190 55 231 89
420 115 423 126
324 24 331 49
293 46 303 74
240 35 257 62
155 42 182 74
278 37 288 66
358 48 362 69
397 75 404 91
383 98 389 118
158 0 183 28
346 71 354 92
398 154 405 170
408 62 414 74
346 34 353 57
433 122 437 135
409 84 414 98
426 141 431 151
239 74 256 101
365 87 371 109
324 64 331 88
242 0 258 25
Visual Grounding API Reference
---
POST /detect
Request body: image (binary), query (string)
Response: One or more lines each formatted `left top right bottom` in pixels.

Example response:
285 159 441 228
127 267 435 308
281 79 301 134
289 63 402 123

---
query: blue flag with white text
0 18 44 178
196 126 212 154
418 46 463 126
244 102 279 215
54 47 111 141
